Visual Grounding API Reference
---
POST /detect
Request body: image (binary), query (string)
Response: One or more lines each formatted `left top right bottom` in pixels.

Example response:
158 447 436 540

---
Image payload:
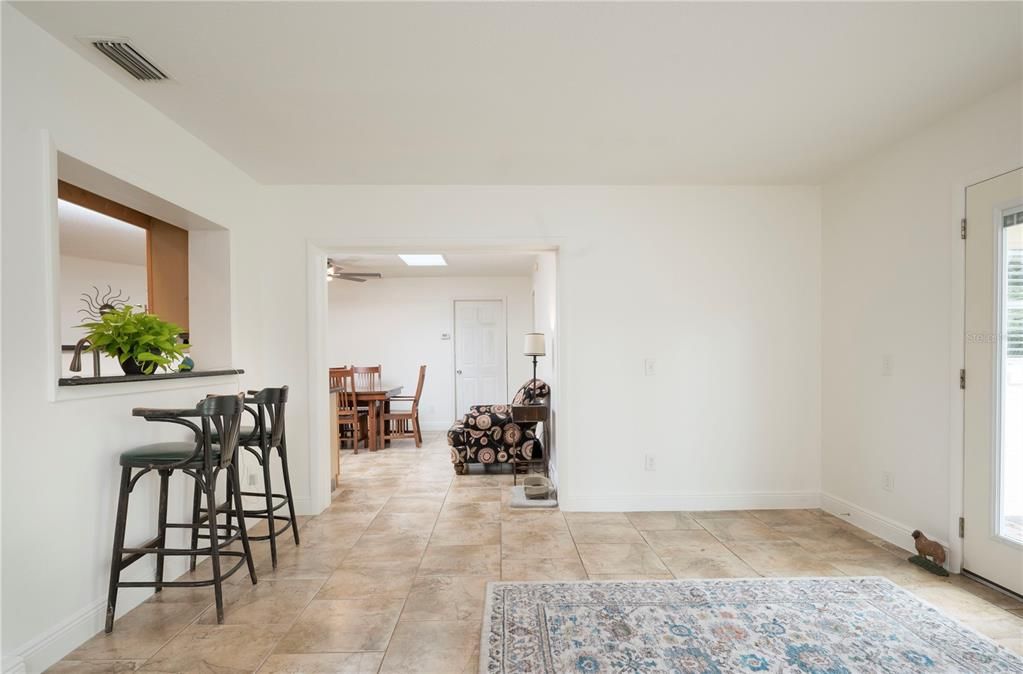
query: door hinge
959 516 965 538
961 218 967 240
960 369 966 389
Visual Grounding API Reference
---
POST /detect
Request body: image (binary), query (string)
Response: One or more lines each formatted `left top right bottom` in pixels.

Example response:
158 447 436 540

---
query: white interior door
963 167 1023 595
454 300 507 413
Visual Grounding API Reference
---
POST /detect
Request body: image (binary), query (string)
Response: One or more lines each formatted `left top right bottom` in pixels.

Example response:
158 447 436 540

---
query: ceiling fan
326 259 382 283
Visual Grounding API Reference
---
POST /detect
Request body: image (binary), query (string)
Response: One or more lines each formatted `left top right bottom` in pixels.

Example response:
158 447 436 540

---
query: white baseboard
6 556 193 673
2 657 27 674
558 490 820 512
421 420 454 432
292 498 316 517
820 492 942 554
9 597 107 674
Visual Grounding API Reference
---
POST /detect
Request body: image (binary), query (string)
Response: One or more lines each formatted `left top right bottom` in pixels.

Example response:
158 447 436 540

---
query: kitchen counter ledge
58 369 244 386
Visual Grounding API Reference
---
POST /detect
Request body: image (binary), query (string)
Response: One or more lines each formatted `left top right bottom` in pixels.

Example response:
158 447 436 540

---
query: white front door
963 167 1023 595
454 300 507 413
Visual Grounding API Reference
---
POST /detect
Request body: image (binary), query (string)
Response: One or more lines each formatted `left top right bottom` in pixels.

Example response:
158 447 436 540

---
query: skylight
399 254 447 266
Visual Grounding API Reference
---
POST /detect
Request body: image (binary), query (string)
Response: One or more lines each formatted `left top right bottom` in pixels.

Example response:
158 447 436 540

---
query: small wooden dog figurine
912 530 946 565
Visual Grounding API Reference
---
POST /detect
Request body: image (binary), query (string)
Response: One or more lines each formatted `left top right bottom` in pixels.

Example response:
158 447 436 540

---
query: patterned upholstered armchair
447 379 550 475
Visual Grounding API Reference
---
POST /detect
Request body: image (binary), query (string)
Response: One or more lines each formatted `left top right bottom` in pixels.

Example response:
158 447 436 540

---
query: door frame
305 239 562 515
451 297 510 416
961 171 1023 592
950 159 1023 573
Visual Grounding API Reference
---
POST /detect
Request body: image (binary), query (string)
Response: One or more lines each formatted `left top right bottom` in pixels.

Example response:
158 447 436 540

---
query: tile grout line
249 546 331 673
379 445 449 671
135 512 319 669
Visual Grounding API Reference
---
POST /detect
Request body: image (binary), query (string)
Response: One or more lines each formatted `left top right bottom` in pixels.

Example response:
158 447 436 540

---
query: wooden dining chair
328 366 348 393
352 365 381 390
383 365 426 447
331 367 366 453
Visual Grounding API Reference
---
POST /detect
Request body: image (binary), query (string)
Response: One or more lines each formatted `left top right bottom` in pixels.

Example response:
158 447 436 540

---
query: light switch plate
644 358 655 376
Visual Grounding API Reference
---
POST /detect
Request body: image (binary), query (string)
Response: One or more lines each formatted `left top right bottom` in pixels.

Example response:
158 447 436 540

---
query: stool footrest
117 535 161 570
199 492 290 519
236 496 290 517
239 490 288 502
116 553 249 589
195 524 244 541
119 534 241 571
166 521 233 531
245 517 294 542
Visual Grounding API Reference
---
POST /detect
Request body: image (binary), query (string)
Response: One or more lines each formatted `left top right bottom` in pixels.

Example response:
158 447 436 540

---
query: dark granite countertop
58 369 244 386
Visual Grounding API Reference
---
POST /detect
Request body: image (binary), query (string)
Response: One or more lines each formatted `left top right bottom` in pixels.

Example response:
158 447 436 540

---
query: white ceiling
17 2 1023 185
329 253 537 278
58 199 148 266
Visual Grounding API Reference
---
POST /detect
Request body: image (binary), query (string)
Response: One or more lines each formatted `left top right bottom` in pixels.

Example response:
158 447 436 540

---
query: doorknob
456 370 462 375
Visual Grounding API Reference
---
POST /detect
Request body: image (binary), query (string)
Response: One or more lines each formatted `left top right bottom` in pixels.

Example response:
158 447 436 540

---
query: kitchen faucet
69 337 102 377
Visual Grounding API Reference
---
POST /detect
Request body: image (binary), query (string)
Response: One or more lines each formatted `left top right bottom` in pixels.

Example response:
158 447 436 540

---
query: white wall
265 184 824 515
2 7 268 672
327 275 533 430
4 5 824 670
820 81 1023 557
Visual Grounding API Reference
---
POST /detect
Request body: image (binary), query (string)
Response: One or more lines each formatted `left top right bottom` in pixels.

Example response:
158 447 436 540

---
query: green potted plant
78 305 188 375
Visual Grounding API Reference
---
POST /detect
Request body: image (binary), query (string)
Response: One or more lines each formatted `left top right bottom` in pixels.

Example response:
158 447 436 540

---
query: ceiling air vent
91 40 168 81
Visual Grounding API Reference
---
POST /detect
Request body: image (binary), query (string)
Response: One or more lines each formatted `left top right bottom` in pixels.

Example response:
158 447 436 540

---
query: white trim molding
946 158 1023 574
6 597 106 674
559 490 820 513
421 420 456 432
305 237 563 526
2 658 27 674
291 498 315 517
2 554 194 673
821 492 949 556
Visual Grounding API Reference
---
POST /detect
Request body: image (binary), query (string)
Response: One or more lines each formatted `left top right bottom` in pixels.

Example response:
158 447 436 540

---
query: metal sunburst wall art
78 285 133 322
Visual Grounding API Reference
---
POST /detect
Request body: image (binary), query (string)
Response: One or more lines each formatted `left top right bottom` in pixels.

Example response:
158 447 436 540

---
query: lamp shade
524 333 546 356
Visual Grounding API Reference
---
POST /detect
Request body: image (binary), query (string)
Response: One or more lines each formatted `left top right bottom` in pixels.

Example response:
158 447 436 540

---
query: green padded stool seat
119 442 220 467
208 427 257 444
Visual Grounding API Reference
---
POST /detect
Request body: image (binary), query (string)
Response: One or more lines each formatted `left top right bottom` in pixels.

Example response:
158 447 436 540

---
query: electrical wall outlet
881 354 894 377
644 454 656 471
247 471 258 487
882 471 894 492
644 358 656 376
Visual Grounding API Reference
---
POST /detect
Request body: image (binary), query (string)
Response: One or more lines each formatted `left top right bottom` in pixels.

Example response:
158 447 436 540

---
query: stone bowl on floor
522 475 551 499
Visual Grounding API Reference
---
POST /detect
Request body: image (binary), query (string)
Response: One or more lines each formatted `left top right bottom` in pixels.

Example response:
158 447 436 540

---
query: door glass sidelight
998 208 1023 544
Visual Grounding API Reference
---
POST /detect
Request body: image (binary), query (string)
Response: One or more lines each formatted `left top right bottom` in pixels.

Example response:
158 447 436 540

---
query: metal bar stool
104 393 257 632
193 386 300 569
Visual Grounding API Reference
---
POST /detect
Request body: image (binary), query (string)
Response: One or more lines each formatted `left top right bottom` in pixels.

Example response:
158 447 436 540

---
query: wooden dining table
328 381 403 452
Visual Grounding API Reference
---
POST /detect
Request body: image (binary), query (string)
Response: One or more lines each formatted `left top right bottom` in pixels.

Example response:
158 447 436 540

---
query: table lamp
523 333 546 403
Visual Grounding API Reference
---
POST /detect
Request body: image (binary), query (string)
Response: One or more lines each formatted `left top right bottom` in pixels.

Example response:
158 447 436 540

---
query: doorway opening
307 247 559 506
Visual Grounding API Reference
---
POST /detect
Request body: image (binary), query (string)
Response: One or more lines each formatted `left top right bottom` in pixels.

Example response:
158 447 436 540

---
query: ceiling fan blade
335 272 382 278
339 276 366 283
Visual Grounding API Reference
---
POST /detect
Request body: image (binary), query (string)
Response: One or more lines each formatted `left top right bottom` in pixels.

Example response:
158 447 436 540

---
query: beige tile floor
54 432 1023 672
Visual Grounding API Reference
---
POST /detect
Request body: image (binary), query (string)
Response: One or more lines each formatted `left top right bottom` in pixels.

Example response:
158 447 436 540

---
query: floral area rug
480 577 1023 673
